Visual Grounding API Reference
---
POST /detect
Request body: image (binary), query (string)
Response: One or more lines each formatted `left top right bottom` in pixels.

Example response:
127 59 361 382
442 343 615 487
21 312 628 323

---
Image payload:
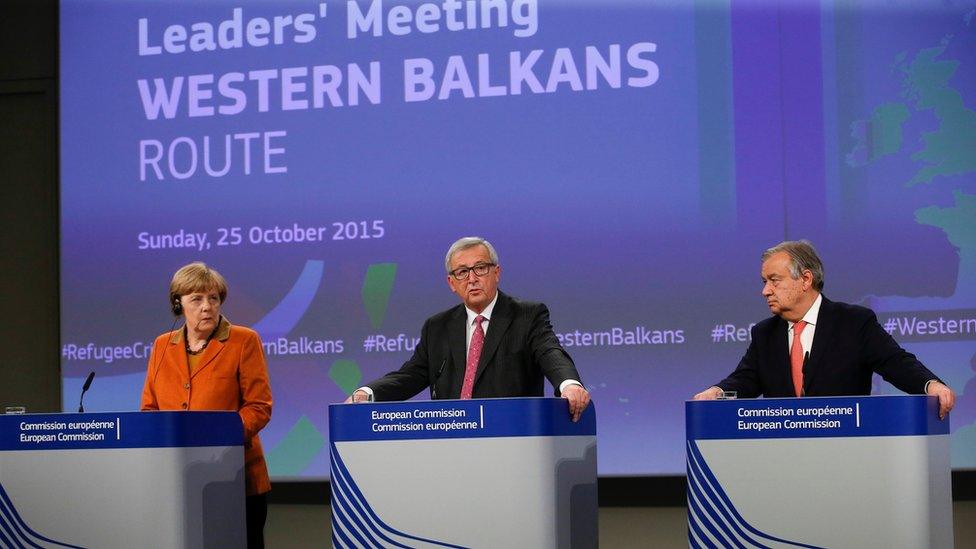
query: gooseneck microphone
431 358 447 399
801 351 810 397
78 371 96 413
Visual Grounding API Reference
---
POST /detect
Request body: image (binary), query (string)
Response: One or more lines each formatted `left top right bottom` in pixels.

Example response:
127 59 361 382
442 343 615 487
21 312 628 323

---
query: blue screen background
60 0 976 476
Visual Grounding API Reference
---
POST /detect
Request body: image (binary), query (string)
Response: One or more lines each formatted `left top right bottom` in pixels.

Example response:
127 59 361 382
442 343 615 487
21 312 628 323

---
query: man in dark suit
347 237 591 421
693 240 955 419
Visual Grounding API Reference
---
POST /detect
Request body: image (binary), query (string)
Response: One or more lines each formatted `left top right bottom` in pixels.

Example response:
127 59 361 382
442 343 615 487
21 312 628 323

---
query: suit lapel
168 329 191 383
447 306 467 397
474 292 511 387
803 297 833 394
771 317 791 393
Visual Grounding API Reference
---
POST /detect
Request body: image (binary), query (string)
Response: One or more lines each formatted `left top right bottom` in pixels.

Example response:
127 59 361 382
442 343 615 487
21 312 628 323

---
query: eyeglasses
449 263 496 281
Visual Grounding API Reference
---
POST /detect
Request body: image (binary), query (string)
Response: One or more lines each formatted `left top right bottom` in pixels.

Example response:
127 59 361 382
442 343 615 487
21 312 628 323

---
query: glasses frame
449 262 496 281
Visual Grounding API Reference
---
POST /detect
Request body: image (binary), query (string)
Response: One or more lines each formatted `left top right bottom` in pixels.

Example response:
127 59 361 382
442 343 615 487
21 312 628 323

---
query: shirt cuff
357 386 375 401
559 380 583 393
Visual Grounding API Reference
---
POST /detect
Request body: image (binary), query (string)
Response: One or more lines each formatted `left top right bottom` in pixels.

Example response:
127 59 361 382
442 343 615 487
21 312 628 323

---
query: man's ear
801 269 814 290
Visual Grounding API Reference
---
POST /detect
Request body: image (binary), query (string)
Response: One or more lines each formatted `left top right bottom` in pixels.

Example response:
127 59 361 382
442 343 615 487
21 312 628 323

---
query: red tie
791 320 807 397
460 315 485 399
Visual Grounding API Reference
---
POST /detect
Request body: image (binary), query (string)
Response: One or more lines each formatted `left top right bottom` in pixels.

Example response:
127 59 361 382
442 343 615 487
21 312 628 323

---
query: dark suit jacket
367 291 581 401
717 297 941 398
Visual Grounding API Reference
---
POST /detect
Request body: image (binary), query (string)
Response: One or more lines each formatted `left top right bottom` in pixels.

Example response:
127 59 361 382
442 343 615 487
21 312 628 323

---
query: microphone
801 351 810 397
78 371 96 413
431 358 447 400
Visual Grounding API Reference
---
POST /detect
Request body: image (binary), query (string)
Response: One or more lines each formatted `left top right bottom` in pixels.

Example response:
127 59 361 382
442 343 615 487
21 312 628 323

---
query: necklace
184 321 220 356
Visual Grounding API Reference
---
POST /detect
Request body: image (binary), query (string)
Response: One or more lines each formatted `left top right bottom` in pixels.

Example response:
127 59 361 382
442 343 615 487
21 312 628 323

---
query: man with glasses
347 236 590 421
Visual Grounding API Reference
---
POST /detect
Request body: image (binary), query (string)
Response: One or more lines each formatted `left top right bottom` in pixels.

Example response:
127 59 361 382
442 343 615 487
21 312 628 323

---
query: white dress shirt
464 292 499 353
788 293 822 357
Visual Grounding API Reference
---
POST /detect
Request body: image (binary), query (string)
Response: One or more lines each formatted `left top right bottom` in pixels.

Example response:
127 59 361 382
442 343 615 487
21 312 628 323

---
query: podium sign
686 395 952 548
330 397 597 548
0 411 244 548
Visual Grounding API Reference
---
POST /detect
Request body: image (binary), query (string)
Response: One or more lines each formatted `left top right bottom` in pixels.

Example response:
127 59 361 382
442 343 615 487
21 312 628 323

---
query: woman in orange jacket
141 262 272 548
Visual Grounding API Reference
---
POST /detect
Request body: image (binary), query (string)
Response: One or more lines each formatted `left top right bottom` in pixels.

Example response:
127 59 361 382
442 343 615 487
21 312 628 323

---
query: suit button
184 383 190 389
181 402 188 409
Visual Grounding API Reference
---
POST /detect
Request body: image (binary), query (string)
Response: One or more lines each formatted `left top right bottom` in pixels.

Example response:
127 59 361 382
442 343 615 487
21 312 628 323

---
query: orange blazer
141 317 273 495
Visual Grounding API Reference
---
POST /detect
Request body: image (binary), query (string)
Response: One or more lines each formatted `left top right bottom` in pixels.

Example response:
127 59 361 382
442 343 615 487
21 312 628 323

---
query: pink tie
791 321 807 397
460 315 485 399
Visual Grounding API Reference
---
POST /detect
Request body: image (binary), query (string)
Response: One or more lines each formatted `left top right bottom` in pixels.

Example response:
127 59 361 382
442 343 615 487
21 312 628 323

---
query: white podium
329 397 597 548
0 411 244 548
686 395 953 548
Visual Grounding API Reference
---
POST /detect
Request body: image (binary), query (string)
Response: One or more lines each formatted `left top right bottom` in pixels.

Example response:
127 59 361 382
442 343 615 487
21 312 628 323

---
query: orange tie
791 320 807 397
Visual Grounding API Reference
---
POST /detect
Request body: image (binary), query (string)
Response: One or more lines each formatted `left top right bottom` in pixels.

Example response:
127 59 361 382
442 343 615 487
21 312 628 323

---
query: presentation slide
60 0 976 477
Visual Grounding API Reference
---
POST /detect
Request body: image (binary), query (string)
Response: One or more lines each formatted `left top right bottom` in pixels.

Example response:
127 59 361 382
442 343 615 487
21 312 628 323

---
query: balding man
694 240 954 419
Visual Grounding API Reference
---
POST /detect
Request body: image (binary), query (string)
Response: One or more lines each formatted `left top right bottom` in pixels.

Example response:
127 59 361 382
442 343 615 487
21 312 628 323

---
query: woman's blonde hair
169 262 228 314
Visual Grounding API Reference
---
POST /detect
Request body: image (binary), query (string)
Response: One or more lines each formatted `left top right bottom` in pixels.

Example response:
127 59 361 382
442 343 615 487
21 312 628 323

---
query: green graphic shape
870 102 909 159
362 263 398 329
951 422 976 467
899 40 976 185
846 102 909 168
915 190 976 301
329 359 363 396
266 415 325 477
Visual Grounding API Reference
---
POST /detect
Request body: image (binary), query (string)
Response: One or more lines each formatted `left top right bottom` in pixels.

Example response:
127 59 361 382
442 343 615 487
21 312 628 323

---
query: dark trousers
246 493 268 549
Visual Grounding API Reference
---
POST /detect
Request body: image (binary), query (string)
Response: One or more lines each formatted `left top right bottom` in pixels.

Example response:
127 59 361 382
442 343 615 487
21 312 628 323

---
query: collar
465 292 499 325
789 293 822 331
169 316 232 344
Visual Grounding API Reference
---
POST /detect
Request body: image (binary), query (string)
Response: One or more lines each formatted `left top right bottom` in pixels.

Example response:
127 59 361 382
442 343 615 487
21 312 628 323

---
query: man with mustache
348 236 590 421
693 240 955 420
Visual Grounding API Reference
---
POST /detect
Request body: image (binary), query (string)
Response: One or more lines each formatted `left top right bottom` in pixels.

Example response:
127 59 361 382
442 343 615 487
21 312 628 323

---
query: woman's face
180 289 221 337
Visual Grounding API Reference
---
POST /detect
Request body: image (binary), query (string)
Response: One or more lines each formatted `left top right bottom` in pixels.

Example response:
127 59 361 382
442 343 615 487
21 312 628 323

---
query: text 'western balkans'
557 327 685 347
137 44 660 120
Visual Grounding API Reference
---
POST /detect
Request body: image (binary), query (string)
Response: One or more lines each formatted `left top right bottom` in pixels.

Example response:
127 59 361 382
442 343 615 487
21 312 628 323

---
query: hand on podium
562 384 591 423
692 386 723 400
344 389 371 404
926 381 955 420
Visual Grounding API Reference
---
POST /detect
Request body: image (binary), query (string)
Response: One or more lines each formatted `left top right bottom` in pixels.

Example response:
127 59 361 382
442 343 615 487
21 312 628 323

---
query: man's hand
562 384 591 423
693 386 724 401
926 381 955 420
344 389 370 404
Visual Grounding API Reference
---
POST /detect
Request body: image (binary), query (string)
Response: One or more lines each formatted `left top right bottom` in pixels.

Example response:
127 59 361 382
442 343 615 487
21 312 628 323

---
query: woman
141 262 273 548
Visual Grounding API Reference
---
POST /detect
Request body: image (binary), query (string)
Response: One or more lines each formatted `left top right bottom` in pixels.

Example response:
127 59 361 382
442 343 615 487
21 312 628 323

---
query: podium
329 397 598 548
686 395 953 548
0 411 244 548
